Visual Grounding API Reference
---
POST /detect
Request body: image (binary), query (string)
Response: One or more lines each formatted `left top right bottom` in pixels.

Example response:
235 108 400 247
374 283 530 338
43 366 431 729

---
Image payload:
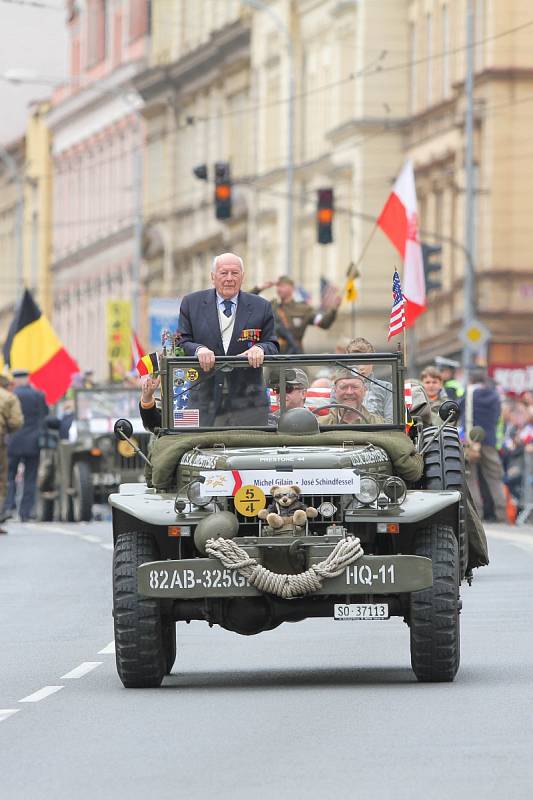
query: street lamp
1 71 144 333
242 0 294 276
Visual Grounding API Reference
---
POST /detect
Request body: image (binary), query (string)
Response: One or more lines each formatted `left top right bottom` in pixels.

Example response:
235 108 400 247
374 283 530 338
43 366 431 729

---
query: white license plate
334 603 389 620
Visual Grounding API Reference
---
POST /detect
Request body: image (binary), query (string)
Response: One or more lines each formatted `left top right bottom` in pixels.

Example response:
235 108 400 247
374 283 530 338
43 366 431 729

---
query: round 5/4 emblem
117 437 137 458
186 368 199 382
234 485 266 517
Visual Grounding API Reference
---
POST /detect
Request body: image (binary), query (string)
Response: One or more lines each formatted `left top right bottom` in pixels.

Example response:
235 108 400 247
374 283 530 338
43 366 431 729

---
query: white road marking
60 662 103 680
24 523 111 550
0 709 20 723
487 529 533 553
19 686 64 703
98 641 115 655
25 523 77 536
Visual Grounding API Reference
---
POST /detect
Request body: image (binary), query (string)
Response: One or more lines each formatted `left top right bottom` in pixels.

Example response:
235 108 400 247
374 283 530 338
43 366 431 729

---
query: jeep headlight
354 476 379 505
383 476 407 505
187 479 211 508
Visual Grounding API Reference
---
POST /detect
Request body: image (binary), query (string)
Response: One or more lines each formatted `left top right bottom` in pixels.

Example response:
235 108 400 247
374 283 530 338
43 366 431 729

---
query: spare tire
421 426 468 578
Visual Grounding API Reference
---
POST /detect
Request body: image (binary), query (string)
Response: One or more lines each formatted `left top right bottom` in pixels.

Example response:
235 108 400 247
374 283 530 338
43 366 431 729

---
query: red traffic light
317 188 334 244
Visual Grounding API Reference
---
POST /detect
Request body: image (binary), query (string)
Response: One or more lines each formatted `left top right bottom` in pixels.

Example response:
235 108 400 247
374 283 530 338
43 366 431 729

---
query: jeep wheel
422 425 468 578
113 532 166 688
72 461 93 522
409 524 460 682
162 618 177 674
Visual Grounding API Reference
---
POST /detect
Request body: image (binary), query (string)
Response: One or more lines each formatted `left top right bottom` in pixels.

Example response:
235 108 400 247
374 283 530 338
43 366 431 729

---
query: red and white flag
131 332 145 371
377 160 426 326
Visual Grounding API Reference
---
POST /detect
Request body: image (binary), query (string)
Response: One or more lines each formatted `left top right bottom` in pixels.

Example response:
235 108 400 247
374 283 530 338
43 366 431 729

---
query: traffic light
317 188 334 244
421 242 443 292
192 164 208 180
214 161 232 220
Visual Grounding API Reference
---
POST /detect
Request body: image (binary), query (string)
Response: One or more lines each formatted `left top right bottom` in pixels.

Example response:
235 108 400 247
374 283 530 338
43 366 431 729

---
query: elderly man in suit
141 252 278 429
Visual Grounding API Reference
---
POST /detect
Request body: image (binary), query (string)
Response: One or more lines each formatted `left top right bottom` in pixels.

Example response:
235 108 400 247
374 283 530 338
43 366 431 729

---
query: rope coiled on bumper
205 536 364 599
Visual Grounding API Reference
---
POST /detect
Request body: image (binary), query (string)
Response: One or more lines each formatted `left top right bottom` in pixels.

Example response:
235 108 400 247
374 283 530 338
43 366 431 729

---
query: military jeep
38 388 149 522
110 353 480 688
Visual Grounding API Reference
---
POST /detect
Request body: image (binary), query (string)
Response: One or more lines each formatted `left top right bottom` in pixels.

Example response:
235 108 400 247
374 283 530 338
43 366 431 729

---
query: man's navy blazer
178 289 278 356
177 289 278 425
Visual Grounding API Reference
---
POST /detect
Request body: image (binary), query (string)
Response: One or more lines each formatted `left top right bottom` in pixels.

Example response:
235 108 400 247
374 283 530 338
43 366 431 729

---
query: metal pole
286 39 294 277
242 0 294 276
131 115 143 335
0 144 24 299
463 0 476 379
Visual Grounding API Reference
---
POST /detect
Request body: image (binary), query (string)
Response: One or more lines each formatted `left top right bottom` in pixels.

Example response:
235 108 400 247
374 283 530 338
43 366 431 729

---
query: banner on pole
107 300 132 381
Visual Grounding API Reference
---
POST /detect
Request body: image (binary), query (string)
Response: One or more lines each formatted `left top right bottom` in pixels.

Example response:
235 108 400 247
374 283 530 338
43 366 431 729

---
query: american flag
173 409 200 427
388 270 406 340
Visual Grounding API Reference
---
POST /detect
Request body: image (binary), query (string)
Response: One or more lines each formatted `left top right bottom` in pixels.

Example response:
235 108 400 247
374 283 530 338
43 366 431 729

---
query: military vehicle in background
38 388 150 522
108 354 484 689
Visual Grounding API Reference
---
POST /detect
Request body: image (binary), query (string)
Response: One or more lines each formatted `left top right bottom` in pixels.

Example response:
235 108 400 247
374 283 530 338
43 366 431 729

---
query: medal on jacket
238 328 262 347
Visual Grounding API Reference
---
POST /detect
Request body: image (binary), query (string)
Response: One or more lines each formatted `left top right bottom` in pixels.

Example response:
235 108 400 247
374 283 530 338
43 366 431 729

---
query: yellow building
24 101 54 319
0 136 25 345
0 102 54 351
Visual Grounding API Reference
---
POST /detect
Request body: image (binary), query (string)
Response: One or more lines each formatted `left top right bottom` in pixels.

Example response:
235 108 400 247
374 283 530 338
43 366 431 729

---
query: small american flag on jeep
173 409 200 427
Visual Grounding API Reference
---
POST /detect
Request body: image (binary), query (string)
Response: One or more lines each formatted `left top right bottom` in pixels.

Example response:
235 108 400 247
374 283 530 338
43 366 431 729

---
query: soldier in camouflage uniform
0 375 24 533
252 276 340 354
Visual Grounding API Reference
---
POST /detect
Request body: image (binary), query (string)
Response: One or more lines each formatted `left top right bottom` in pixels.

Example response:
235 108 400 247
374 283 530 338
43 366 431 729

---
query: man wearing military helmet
321 368 385 426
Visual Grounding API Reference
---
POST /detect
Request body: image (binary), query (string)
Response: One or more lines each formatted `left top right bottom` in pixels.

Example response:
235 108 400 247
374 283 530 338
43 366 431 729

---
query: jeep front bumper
138 552 432 599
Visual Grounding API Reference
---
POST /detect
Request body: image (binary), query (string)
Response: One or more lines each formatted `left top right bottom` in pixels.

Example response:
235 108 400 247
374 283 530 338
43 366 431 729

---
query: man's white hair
211 253 244 274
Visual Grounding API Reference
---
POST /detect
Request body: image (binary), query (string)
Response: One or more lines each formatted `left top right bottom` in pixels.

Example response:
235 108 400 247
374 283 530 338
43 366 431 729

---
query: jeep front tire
409 523 460 682
113 532 166 688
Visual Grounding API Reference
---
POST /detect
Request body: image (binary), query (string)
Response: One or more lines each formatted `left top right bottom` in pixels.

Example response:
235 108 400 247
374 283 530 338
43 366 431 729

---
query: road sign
459 319 491 351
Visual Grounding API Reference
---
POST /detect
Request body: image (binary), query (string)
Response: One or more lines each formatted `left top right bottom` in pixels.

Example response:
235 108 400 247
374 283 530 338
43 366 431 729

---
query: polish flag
131 332 146 371
377 160 426 326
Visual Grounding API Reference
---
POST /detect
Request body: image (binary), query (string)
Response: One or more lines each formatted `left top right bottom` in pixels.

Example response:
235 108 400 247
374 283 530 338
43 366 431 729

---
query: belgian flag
3 289 79 404
136 352 159 376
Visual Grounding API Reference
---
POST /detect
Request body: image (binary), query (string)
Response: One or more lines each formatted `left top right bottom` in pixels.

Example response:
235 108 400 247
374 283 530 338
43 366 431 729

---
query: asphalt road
1 518 533 800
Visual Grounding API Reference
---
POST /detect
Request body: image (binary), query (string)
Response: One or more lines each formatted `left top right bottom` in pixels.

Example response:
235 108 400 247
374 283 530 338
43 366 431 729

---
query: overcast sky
0 1 68 145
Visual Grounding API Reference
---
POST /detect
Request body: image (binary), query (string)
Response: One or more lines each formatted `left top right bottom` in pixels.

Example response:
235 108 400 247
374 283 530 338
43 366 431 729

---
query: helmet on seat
277 407 320 435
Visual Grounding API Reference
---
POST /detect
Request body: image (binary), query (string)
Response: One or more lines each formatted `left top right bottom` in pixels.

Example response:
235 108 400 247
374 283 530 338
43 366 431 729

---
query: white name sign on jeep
199 470 361 497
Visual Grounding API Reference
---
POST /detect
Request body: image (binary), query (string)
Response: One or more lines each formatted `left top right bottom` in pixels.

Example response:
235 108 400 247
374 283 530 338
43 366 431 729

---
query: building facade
0 137 25 346
136 0 250 337
137 0 411 352
47 0 150 380
406 0 533 373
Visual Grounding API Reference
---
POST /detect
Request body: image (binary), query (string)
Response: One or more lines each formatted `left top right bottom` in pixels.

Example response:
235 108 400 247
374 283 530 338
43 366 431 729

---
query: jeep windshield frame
159 353 405 433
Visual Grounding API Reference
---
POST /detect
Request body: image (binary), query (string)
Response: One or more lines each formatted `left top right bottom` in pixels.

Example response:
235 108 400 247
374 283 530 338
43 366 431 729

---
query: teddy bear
258 484 318 531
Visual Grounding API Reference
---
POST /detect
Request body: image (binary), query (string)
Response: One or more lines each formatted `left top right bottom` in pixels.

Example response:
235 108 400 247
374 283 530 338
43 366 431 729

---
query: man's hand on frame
196 347 216 371
238 345 264 368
